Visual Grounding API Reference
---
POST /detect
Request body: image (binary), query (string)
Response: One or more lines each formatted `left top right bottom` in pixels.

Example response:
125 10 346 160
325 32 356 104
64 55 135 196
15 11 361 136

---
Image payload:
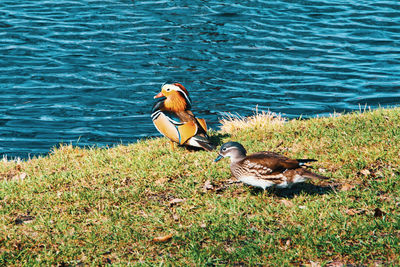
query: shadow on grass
210 132 231 146
248 183 336 198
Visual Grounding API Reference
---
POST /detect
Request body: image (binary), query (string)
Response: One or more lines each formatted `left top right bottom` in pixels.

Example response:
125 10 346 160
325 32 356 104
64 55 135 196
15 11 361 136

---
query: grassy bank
1 107 399 265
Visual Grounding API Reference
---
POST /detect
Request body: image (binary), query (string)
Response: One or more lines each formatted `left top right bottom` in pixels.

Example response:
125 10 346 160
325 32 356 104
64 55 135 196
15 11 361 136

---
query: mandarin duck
151 83 215 151
214 142 328 190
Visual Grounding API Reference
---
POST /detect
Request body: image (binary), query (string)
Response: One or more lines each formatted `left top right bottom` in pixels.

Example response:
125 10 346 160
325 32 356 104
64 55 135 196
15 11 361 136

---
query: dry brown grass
219 106 285 134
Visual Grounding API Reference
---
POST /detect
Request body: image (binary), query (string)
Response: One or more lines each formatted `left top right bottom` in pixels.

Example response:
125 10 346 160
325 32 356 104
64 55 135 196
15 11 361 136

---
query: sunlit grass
0 107 399 265
219 106 285 134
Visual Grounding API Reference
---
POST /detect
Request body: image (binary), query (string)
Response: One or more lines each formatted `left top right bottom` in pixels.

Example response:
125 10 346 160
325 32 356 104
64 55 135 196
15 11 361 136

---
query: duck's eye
166 88 171 92
222 147 227 152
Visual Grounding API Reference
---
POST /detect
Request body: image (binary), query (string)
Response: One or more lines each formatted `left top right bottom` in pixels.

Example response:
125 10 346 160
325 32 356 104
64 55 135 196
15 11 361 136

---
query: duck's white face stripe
221 147 246 163
162 84 191 105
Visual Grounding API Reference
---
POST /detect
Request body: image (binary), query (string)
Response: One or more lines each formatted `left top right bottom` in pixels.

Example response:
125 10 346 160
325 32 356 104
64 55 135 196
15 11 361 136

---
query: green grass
1 107 400 265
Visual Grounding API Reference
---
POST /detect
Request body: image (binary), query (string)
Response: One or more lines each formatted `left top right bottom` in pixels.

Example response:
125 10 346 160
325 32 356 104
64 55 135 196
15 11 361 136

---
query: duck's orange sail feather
176 121 198 145
196 118 207 132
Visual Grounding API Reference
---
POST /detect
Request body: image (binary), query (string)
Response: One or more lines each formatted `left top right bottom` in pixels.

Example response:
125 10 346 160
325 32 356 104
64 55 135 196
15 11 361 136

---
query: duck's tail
296 158 317 166
187 135 216 151
301 169 329 180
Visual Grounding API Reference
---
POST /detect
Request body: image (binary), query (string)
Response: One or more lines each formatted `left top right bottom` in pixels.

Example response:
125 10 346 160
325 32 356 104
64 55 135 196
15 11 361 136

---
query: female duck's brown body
215 142 329 189
151 83 214 151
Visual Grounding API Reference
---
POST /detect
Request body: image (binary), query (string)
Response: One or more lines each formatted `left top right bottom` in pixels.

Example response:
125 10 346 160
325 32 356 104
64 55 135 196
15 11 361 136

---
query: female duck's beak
154 91 164 99
214 154 223 162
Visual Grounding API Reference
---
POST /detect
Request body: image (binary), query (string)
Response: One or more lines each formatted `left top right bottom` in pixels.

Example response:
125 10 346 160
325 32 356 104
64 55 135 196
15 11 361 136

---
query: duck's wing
182 110 207 133
185 112 215 151
151 110 182 143
186 134 215 151
151 108 198 145
244 152 301 173
176 119 215 150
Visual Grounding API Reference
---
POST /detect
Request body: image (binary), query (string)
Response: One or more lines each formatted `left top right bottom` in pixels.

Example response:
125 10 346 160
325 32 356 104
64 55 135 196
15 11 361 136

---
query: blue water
1 0 400 158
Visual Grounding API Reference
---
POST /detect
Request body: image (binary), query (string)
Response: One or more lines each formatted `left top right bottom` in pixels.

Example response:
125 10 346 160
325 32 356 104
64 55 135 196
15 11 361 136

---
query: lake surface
1 0 400 158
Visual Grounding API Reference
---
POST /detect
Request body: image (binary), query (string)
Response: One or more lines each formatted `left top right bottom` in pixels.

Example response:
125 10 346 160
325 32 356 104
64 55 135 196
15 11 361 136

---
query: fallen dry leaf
152 233 173 243
278 238 291 249
360 169 371 176
345 209 365 216
225 246 235 253
280 199 294 207
326 261 345 267
11 172 27 182
203 180 214 191
155 177 169 186
309 260 321 267
172 214 180 221
341 183 355 191
169 198 185 206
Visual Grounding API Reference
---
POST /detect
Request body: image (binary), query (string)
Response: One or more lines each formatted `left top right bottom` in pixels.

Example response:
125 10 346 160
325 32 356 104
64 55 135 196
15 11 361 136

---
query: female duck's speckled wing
241 152 302 174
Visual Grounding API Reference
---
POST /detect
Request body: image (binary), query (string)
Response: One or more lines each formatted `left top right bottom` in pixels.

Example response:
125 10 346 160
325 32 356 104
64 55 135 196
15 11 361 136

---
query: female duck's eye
222 147 227 151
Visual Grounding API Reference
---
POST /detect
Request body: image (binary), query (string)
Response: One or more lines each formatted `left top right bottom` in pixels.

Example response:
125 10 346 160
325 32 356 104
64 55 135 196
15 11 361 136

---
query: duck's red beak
154 91 164 99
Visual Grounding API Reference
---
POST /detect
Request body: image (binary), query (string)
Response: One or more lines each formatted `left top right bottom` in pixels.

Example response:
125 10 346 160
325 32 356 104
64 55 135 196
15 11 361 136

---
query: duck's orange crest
173 83 190 97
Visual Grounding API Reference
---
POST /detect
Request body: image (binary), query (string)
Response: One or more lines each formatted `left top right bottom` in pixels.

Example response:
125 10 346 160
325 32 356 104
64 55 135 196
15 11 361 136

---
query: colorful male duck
151 83 215 151
214 142 328 190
